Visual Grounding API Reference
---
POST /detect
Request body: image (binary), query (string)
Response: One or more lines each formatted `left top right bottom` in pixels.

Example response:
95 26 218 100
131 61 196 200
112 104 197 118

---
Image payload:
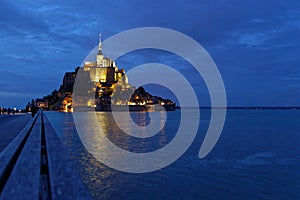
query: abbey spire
98 33 103 55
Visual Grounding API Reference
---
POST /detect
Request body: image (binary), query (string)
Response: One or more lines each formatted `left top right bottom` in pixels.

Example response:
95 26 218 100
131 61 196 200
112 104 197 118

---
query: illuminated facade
83 34 127 85
44 34 175 112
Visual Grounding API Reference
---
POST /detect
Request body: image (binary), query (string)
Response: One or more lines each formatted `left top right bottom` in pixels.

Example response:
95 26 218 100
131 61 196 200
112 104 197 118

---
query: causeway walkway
0 111 91 200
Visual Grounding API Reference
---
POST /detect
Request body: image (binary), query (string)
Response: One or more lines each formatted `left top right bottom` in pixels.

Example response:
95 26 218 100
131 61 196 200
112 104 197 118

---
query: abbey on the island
83 34 128 85
41 34 175 112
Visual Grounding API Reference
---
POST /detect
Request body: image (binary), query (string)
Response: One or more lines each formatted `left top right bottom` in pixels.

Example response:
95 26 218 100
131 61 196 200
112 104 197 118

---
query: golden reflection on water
74 111 169 198
94 111 168 151
53 112 121 199
46 111 173 198
45 111 187 198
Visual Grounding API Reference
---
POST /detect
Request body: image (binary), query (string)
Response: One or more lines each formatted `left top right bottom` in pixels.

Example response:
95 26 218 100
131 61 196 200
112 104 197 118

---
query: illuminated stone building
80 34 131 110
83 34 128 86
35 99 48 110
41 34 175 112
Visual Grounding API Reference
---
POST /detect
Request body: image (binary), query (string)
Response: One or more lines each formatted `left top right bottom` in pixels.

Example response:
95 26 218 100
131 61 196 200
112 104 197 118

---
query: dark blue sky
0 0 299 108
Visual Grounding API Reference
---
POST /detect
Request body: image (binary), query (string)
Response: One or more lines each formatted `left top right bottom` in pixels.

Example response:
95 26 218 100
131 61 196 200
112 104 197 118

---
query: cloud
0 91 37 98
237 30 282 49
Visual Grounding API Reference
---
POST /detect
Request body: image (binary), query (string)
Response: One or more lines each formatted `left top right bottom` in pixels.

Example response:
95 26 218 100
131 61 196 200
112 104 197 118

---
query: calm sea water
45 109 300 200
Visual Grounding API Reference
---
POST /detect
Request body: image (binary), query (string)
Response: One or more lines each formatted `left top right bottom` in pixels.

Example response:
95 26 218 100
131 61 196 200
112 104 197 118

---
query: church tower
96 34 104 66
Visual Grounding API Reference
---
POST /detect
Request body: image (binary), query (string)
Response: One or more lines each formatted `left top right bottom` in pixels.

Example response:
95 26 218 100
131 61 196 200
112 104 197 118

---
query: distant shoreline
1 107 299 114
178 106 300 110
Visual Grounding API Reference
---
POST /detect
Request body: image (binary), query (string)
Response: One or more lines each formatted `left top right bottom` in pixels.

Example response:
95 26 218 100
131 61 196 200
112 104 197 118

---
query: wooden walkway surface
0 111 92 200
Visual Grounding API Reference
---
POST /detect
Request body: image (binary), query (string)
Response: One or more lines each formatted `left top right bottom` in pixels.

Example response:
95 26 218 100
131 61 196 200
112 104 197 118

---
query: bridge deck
0 111 91 200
